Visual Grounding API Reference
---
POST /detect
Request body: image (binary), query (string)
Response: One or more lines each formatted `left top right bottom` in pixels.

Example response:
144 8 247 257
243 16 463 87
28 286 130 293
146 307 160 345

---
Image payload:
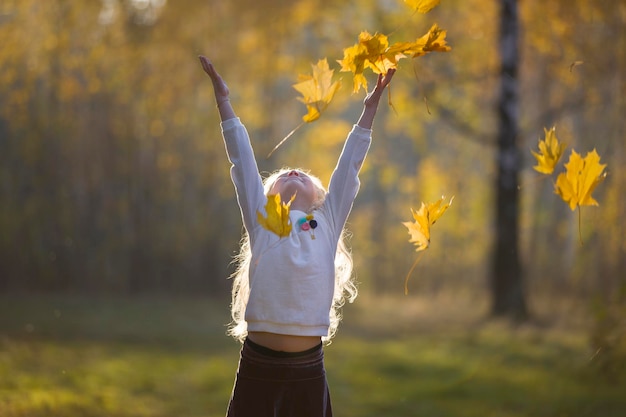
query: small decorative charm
298 214 318 239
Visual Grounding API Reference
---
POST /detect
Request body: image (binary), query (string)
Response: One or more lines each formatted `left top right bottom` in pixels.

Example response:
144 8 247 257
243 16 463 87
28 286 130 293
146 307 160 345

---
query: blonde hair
227 168 358 344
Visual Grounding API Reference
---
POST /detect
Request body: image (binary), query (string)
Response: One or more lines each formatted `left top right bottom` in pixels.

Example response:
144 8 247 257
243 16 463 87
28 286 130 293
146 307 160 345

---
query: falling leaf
555 149 607 211
267 59 341 158
257 193 296 238
404 196 453 251
531 126 566 175
402 196 453 294
403 0 441 13
293 58 342 123
403 23 452 58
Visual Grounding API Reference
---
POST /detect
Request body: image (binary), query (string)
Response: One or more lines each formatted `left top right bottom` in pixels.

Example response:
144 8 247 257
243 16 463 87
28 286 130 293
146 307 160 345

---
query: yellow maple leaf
531 126 566 175
403 196 453 251
555 149 607 211
404 23 452 58
267 59 341 158
403 0 441 13
257 193 295 238
293 58 342 123
402 196 453 294
338 32 406 93
338 26 451 94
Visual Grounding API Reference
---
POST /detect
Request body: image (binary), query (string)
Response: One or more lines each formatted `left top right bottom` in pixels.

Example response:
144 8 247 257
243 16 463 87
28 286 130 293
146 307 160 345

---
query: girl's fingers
198 55 208 68
199 55 217 77
383 68 396 85
199 55 229 97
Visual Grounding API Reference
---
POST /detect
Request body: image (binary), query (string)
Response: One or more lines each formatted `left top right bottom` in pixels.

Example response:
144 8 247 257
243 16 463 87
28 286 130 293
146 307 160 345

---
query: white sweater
221 117 372 336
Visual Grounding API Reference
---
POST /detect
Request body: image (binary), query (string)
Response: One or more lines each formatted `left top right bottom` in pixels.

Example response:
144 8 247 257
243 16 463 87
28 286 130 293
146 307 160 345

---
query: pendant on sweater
298 214 318 240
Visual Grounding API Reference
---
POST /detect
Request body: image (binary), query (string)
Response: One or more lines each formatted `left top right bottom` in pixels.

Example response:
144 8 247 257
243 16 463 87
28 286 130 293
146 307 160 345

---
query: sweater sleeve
221 118 265 234
326 124 372 233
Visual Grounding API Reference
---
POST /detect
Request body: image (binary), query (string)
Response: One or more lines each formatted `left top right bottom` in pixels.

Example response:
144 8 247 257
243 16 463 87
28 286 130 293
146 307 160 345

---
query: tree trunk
490 0 528 320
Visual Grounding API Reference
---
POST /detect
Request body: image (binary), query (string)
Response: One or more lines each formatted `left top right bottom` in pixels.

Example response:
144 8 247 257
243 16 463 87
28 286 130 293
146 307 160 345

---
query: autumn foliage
0 0 622 297
270 0 451 156
338 25 451 94
531 126 608 243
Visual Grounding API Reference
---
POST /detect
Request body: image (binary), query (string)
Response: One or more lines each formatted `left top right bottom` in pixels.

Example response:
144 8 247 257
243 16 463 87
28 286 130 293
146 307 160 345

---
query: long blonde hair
227 168 358 344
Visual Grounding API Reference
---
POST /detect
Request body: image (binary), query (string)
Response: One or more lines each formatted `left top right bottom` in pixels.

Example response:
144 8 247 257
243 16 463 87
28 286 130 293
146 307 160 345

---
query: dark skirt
226 338 332 417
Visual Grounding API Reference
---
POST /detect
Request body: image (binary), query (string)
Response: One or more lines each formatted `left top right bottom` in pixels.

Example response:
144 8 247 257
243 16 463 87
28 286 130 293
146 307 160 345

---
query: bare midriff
248 331 322 352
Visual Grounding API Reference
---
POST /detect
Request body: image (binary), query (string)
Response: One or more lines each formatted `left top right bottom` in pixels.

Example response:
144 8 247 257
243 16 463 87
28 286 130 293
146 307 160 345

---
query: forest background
0 0 624 312
1 1 625 415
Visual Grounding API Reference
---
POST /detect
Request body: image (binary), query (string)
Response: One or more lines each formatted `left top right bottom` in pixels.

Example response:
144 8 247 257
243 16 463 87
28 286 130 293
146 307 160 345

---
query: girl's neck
289 198 317 213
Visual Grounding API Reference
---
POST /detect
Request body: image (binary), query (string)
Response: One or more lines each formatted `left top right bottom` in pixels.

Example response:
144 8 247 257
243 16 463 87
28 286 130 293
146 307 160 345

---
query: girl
199 55 395 417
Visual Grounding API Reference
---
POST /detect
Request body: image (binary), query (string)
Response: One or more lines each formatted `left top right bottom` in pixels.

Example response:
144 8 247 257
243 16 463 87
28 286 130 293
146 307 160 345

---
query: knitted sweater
221 117 371 336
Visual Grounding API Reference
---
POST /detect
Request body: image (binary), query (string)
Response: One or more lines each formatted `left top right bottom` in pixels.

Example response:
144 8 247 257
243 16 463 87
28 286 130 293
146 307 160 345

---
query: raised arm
199 55 237 122
325 68 396 232
356 68 396 130
199 55 265 234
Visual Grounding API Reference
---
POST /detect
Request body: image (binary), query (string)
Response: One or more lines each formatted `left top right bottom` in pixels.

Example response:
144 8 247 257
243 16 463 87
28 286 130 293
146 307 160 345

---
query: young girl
199 55 395 417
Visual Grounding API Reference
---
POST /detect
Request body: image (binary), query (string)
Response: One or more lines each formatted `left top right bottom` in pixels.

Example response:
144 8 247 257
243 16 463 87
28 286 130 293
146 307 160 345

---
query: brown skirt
226 338 332 417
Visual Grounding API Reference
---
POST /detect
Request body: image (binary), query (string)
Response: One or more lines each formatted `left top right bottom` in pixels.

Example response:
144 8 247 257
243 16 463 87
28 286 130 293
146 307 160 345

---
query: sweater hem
247 322 330 337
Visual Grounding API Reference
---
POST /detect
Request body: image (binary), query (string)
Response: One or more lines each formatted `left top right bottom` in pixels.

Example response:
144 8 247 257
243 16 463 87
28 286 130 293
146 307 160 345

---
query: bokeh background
1 0 624 416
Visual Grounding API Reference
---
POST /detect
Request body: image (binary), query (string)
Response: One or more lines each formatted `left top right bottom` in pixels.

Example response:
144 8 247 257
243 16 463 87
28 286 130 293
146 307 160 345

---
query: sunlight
99 0 167 26
98 0 117 26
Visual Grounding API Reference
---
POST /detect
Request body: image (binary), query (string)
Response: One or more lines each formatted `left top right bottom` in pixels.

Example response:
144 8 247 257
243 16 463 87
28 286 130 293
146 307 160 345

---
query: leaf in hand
531 126 566 175
293 58 342 123
402 196 453 294
555 149 607 211
257 193 296 238
403 0 441 13
338 26 451 94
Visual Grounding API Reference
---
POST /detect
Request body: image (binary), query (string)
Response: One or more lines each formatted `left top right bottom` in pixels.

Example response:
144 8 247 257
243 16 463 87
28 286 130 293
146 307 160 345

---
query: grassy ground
0 292 624 417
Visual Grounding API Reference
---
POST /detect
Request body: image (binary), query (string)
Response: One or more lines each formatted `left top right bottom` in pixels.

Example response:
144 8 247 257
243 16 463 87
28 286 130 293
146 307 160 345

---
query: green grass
0 293 624 417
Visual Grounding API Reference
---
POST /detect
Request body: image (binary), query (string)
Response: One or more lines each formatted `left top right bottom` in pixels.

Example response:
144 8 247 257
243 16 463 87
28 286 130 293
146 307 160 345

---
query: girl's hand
364 68 396 107
199 55 230 103
356 68 396 130
199 55 236 121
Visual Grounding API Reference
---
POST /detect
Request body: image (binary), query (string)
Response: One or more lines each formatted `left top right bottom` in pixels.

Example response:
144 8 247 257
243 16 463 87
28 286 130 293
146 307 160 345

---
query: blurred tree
490 0 528 319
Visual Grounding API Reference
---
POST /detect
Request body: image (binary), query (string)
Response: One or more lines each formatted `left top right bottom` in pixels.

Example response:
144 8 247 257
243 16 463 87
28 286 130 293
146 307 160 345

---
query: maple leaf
338 26 451 94
555 149 607 211
531 126 566 175
338 32 406 93
402 196 453 294
403 0 441 13
267 59 341 158
403 196 453 251
256 193 295 238
293 58 342 123
404 23 452 58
